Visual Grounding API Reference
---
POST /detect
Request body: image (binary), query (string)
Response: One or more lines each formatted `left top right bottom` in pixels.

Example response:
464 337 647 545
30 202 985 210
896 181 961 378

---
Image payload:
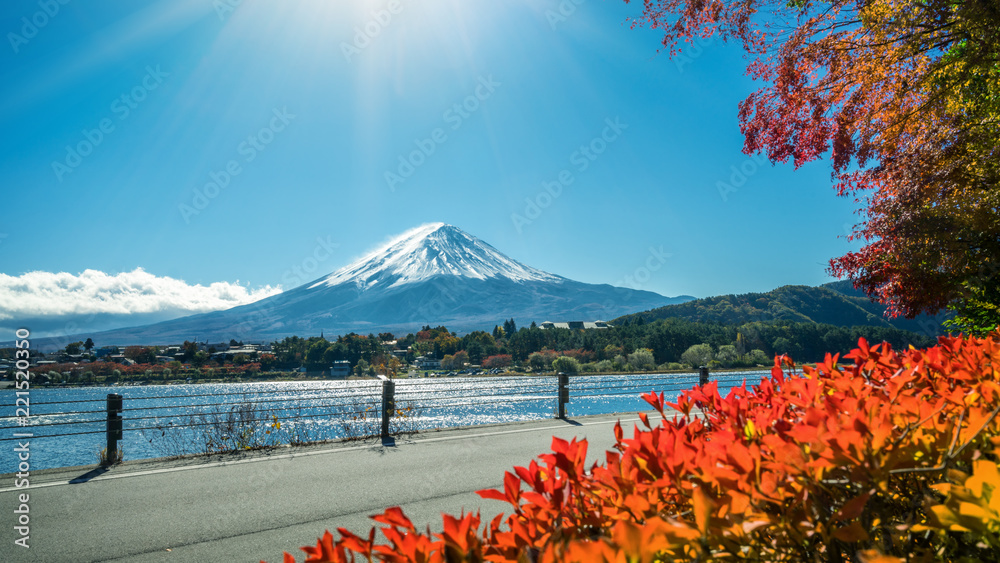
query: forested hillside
614 283 948 335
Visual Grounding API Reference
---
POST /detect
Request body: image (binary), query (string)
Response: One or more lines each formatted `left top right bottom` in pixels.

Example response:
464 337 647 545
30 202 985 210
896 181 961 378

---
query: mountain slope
55 224 692 345
614 283 948 334
313 223 560 289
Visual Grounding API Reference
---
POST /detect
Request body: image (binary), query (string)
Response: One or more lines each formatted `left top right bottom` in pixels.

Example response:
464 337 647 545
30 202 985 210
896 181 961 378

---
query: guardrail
0 368 751 468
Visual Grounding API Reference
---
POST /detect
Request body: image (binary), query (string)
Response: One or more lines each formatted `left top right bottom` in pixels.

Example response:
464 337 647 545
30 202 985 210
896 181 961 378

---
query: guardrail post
557 372 569 419
380 379 395 438
699 366 710 386
106 393 123 464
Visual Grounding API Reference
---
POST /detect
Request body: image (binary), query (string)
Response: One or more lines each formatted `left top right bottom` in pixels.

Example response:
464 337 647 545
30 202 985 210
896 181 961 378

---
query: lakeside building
108 355 136 366
330 360 351 377
94 347 119 359
539 320 610 330
415 355 441 369
210 347 260 362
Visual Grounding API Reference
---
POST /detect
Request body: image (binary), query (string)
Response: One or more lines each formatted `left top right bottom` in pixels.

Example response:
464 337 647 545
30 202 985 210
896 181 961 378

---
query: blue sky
0 0 861 335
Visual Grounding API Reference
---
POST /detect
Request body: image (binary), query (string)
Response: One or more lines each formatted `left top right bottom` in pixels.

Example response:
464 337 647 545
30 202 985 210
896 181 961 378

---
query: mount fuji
56 224 693 344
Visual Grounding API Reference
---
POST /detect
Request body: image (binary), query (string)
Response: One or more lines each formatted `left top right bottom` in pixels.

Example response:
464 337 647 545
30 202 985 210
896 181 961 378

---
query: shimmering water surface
3 371 768 471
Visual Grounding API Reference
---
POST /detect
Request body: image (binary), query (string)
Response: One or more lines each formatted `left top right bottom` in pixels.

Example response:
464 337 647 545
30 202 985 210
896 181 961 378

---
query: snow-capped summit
63 223 693 343
311 223 560 291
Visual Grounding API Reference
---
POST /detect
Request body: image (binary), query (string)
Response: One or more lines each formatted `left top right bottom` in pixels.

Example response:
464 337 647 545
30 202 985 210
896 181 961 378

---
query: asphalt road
0 412 652 562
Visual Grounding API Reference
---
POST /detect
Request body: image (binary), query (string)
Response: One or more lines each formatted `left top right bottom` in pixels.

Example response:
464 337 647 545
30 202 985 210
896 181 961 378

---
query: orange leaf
371 507 414 532
299 530 340 563
692 486 714 535
476 487 507 502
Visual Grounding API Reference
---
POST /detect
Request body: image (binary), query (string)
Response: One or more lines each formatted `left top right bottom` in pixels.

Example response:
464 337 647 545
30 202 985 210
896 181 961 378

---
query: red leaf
371 507 414 532
299 530 340 563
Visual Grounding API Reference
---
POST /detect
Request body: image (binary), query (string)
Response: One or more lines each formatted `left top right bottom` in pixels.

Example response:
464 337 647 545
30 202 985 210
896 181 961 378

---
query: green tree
715 345 739 367
305 339 330 371
530 350 558 371
181 340 198 362
626 348 656 371
680 344 713 367
192 351 209 367
748 349 770 365
594 359 614 372
83 338 94 352
734 333 746 357
772 337 799 358
460 331 496 363
503 318 517 336
612 355 627 370
124 346 156 365
552 356 580 375
603 345 624 360
322 342 348 365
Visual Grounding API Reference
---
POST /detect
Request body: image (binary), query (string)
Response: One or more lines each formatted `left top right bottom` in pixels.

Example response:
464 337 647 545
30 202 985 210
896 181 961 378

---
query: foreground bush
268 334 1000 562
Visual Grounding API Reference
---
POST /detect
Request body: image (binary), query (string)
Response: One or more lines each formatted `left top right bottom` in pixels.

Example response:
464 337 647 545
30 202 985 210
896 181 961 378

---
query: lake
2 370 768 471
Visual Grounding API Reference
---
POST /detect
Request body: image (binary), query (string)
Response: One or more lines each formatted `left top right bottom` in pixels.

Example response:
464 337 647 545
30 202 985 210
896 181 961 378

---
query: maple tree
624 0 1000 331
265 333 1000 562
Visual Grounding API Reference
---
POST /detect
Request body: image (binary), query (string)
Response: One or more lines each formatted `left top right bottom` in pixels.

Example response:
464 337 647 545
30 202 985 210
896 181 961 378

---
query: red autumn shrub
482 355 512 369
266 334 1000 562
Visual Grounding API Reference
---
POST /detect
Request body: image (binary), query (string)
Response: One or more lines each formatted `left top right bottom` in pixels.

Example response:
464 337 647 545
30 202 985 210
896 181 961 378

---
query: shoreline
0 365 789 390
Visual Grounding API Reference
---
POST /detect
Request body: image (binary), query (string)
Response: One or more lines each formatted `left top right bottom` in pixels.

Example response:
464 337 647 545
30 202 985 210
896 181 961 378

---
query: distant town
0 320 625 386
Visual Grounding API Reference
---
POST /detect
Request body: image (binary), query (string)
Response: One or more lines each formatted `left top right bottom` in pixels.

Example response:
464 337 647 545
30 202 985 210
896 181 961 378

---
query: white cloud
0 268 281 337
